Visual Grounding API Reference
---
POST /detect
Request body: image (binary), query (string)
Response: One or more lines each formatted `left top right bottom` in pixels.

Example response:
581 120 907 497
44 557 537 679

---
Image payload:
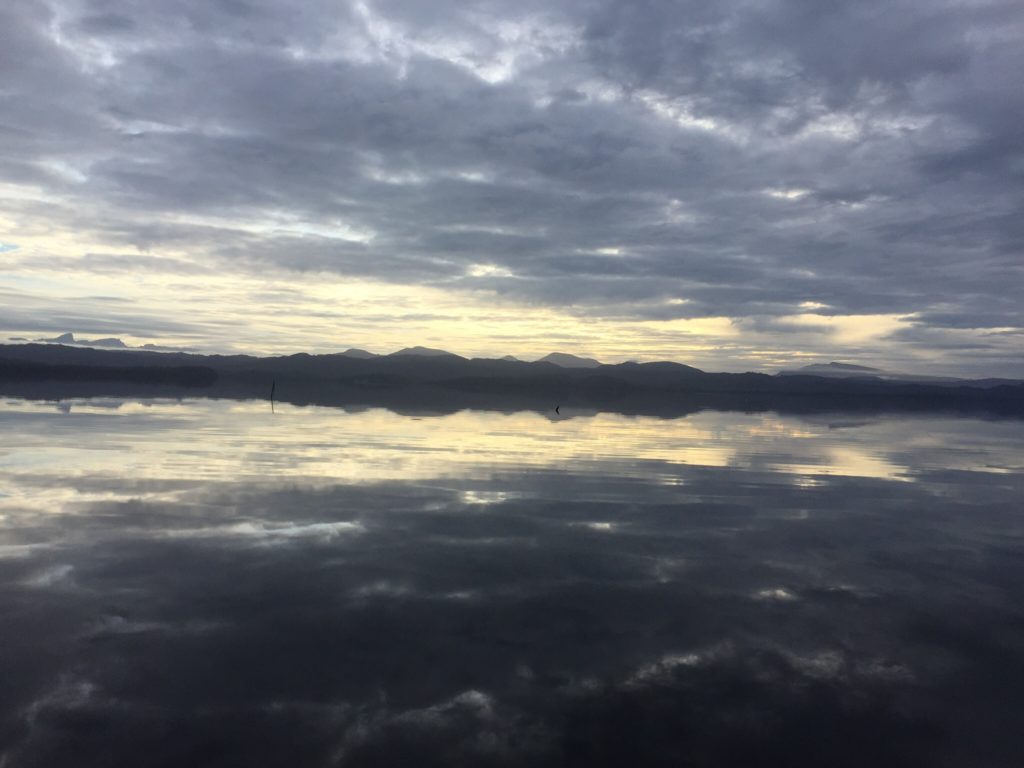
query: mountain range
8 332 191 353
2 342 1023 418
12 333 605 368
780 361 1020 389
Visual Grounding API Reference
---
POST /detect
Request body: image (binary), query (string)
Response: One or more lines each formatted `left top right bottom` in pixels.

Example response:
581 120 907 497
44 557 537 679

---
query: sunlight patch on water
771 446 910 482
1 400 1023 521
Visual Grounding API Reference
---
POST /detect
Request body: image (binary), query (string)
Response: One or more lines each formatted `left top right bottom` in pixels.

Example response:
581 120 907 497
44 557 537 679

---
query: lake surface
1 398 1023 767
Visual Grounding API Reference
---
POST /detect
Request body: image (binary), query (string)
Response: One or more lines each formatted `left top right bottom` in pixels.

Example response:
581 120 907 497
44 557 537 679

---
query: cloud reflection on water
0 399 1023 766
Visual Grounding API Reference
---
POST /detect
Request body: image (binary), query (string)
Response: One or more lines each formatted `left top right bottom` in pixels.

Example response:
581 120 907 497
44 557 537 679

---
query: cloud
3 404 1024 765
0 0 1022 372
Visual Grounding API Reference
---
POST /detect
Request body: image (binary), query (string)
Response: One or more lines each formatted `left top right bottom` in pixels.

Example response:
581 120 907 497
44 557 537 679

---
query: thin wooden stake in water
270 379 276 414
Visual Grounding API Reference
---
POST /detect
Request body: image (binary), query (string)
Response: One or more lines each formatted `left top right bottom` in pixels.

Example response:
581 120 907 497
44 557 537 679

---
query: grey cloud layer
2 0 1023 356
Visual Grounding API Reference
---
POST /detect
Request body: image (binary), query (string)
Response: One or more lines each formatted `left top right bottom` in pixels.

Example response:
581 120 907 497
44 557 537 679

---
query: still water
1 398 1023 766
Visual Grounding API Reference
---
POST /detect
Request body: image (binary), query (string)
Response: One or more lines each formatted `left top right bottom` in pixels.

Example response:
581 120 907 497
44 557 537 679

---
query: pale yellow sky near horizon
1 230 952 374
0 193 1013 377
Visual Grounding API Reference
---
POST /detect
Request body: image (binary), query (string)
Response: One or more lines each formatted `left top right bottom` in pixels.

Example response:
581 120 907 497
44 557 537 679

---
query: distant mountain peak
500 355 519 362
340 348 377 359
778 361 885 379
816 362 881 372
36 332 126 349
390 346 460 358
29 332 187 352
89 337 129 349
538 352 602 368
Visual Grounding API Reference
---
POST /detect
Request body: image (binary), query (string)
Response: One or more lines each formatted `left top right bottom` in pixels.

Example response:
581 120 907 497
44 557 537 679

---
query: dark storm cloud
1 0 1022 360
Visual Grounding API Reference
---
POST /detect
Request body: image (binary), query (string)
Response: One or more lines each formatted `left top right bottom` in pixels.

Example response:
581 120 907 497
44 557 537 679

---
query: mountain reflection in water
1 398 1023 767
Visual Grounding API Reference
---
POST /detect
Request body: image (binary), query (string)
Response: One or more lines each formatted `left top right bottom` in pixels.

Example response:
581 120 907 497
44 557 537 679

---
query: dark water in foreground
1 399 1023 767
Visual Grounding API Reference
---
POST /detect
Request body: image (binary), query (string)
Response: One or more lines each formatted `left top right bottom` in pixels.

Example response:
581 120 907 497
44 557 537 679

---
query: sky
1 0 1022 375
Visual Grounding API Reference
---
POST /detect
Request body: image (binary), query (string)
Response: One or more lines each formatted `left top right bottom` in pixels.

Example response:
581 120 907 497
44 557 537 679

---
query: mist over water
1 398 1023 766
